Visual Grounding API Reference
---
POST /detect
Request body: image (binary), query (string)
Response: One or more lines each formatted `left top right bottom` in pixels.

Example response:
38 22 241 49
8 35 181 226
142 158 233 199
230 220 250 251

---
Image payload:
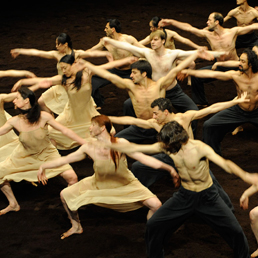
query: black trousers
203 105 258 155
236 32 258 49
91 68 131 107
145 184 249 258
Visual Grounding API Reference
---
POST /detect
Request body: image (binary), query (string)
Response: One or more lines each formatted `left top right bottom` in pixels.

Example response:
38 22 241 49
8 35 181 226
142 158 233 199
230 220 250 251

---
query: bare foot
0 204 20 215
232 126 243 135
61 225 83 239
251 248 258 257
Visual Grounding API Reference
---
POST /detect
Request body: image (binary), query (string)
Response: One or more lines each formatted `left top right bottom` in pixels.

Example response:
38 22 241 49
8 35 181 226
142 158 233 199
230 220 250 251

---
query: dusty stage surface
0 0 258 257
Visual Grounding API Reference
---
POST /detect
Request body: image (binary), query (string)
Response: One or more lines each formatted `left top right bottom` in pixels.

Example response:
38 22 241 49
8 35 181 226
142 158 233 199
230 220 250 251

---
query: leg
146 187 194 258
60 190 83 239
131 153 175 188
142 196 162 220
60 169 78 186
197 185 249 258
0 180 20 215
249 207 258 257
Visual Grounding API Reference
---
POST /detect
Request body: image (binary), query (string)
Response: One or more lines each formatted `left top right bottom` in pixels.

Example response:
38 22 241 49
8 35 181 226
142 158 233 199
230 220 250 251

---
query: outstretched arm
158 19 207 38
10 48 58 60
212 60 239 70
0 70 36 78
38 145 87 185
102 37 147 57
187 91 249 121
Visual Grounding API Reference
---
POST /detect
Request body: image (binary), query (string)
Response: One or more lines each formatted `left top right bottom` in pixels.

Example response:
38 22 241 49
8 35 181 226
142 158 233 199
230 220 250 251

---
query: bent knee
250 207 258 222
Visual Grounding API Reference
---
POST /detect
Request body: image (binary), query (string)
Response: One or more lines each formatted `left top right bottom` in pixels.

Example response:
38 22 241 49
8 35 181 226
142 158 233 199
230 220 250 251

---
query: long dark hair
60 54 82 91
91 115 120 170
18 87 41 124
158 121 189 154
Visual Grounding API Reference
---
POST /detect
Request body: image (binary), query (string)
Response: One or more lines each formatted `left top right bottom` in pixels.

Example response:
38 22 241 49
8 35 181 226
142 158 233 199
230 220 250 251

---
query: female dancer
11 33 110 113
38 115 179 239
12 55 137 150
0 87 86 215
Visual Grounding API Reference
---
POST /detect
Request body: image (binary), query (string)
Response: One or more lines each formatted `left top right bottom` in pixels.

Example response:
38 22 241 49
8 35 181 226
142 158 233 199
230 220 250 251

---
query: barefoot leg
0 181 20 215
60 190 83 239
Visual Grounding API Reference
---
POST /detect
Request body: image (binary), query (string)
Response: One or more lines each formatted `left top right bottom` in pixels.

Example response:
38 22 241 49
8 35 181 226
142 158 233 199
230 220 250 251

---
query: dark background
0 0 258 257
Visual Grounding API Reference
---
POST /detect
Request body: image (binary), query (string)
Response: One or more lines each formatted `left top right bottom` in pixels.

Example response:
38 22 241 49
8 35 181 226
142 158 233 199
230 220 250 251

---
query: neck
239 1 249 11
112 32 121 40
154 46 165 56
95 131 111 142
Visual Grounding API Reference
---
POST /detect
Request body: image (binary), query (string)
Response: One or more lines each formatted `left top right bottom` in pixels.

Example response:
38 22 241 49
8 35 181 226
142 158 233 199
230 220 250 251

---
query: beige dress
0 102 19 162
0 126 72 184
62 155 155 212
49 79 100 150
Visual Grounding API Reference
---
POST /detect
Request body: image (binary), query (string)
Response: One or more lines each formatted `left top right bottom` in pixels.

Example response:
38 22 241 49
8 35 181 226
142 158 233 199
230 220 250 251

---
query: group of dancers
1 0 258 257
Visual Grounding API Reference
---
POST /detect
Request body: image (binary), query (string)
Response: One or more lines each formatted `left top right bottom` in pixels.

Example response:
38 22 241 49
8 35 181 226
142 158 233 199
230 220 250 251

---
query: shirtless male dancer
159 12 258 106
89 19 144 106
224 0 258 49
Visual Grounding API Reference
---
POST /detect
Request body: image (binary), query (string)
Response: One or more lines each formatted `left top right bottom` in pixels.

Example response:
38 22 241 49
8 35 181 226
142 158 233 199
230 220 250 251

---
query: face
60 62 73 77
89 121 103 137
150 36 164 50
149 21 156 32
239 53 249 72
104 23 113 37
207 13 217 31
55 39 67 53
130 68 144 84
152 106 167 124
252 46 258 56
13 92 27 109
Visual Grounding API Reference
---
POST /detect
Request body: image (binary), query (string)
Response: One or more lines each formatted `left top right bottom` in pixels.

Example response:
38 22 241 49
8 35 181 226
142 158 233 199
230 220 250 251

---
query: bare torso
169 139 213 192
229 6 258 26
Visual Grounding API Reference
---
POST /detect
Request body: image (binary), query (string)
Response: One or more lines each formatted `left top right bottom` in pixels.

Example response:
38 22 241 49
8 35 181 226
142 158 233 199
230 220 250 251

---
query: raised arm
223 8 236 23
186 91 249 121
82 61 131 90
102 37 147 57
159 48 214 90
10 48 58 60
158 19 207 38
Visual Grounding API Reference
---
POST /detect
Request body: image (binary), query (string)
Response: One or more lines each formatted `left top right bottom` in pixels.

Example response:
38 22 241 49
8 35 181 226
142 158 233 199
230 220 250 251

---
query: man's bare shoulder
120 34 138 43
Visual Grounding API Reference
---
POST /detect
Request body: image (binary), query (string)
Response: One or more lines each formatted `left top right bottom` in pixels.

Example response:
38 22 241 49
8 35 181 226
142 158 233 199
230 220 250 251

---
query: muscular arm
109 116 156 129
159 19 207 38
236 23 258 36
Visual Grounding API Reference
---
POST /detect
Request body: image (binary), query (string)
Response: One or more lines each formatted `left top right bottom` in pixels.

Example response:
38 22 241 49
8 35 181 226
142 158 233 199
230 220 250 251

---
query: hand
158 19 171 28
235 91 250 104
211 62 218 70
240 194 249 210
170 168 181 188
177 71 188 82
10 49 20 59
37 166 48 185
197 48 214 61
11 80 23 92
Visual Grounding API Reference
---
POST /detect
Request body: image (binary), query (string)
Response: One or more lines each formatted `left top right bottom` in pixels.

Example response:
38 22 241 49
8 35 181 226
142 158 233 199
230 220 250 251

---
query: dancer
182 48 258 155
37 115 179 239
12 55 136 150
11 33 107 114
0 87 86 216
105 121 258 258
159 12 258 106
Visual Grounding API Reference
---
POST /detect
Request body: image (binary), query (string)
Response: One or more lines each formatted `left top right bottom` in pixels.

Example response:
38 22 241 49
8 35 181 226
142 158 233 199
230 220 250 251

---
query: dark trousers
191 65 238 106
131 154 234 211
115 125 157 143
236 32 258 49
91 68 131 107
203 105 258 155
123 83 199 135
145 184 249 258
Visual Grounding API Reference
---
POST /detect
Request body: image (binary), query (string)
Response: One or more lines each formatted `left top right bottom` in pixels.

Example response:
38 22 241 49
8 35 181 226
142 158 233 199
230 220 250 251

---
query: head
237 0 246 5
239 48 258 73
105 19 121 37
149 30 166 49
13 87 41 124
56 33 73 53
149 16 161 32
151 98 173 124
60 54 83 90
207 12 223 31
130 59 152 83
158 121 189 154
